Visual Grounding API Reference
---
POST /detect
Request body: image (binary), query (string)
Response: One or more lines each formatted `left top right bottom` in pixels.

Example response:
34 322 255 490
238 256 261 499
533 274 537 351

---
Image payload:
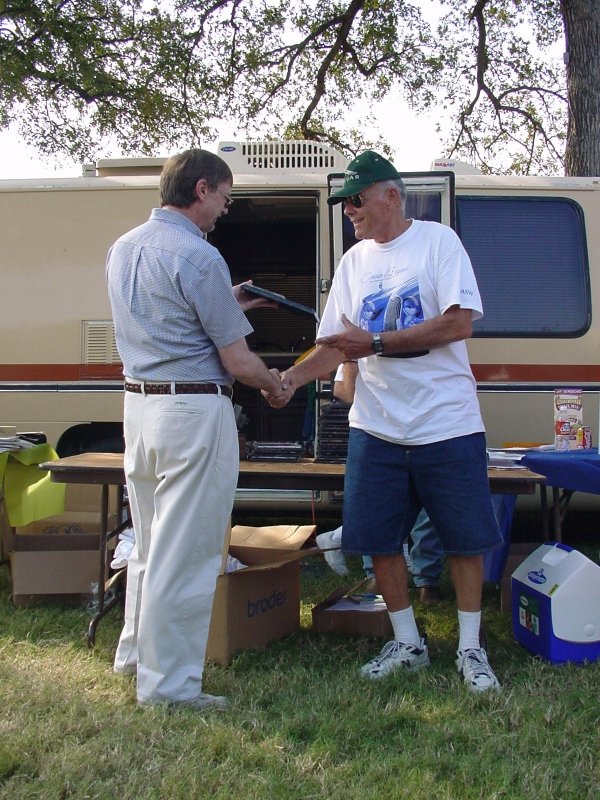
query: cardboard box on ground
207 523 317 666
311 541 542 639
312 584 394 639
1 475 318 662
2 483 119 606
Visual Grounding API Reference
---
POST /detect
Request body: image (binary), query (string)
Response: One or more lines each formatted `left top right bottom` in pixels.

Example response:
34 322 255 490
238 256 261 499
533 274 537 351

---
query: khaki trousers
114 390 238 702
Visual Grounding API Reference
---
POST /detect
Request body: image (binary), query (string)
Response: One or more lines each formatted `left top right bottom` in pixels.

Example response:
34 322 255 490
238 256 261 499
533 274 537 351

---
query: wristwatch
372 333 384 354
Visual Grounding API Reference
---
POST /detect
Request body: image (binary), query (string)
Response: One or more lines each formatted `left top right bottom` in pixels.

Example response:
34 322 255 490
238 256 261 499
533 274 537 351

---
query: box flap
228 544 319 570
230 524 315 551
312 578 376 610
312 585 349 610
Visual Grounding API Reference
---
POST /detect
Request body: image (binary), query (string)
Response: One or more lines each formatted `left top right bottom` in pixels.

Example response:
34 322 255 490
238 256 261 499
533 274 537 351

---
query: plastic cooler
511 542 600 664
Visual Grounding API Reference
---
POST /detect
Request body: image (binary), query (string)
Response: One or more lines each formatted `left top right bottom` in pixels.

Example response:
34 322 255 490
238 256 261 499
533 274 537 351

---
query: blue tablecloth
520 448 600 495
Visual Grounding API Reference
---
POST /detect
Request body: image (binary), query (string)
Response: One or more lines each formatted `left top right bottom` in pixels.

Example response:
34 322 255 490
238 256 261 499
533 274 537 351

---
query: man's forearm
263 344 344 408
285 345 345 390
316 307 472 361
376 309 472 354
233 352 283 394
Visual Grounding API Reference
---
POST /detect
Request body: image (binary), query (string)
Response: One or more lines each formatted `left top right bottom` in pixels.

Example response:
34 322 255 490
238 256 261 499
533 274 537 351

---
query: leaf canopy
1 0 592 174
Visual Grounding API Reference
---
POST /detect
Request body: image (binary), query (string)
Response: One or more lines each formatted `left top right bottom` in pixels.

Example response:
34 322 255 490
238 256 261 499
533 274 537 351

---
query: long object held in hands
243 283 320 322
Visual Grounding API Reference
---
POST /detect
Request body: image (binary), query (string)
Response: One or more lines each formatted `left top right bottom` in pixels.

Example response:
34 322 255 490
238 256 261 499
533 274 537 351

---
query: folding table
40 453 547 644
520 448 600 542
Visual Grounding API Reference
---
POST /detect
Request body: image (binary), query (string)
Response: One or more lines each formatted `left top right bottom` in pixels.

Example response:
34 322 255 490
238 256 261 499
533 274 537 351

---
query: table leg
552 487 562 543
85 484 132 647
86 513 131 647
540 485 549 541
97 484 109 615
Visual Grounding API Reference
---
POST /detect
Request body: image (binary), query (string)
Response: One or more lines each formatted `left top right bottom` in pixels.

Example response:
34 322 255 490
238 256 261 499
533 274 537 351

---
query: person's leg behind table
343 429 429 679
415 433 504 693
410 508 445 604
114 390 156 676
316 525 349 576
127 392 238 707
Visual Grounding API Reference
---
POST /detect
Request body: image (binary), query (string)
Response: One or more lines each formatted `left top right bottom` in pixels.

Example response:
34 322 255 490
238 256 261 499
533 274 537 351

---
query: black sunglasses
343 192 367 208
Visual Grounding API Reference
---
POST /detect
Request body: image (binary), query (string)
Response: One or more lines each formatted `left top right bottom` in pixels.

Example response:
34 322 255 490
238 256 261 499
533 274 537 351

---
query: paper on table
487 450 526 469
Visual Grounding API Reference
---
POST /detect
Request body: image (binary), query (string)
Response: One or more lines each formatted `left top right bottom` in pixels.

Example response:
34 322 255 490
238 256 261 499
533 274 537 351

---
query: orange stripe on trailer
0 364 123 381
2 362 600 384
471 364 600 383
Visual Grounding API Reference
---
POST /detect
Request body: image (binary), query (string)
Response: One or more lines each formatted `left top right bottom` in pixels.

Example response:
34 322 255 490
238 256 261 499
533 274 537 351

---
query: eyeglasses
343 192 367 208
216 188 234 208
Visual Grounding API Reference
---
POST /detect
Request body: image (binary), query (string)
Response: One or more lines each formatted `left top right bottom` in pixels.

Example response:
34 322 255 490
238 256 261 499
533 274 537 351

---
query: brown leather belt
125 381 233 398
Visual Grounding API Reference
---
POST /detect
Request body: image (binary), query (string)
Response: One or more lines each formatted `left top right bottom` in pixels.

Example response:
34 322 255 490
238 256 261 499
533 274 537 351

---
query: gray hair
160 148 233 208
378 178 407 212
383 177 407 201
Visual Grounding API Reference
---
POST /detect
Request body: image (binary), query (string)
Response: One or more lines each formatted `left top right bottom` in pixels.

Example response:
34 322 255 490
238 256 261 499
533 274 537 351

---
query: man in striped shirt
106 148 286 711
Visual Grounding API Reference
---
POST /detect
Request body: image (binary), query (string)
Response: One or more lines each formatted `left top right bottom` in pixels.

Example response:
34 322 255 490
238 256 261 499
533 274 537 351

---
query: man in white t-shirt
265 150 503 693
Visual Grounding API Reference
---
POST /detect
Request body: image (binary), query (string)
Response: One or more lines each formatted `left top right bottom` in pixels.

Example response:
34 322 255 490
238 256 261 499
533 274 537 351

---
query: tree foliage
432 0 567 174
0 0 203 162
1 0 598 174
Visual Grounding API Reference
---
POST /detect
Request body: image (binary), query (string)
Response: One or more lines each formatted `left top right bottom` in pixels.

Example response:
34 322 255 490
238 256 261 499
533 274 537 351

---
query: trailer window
456 196 591 337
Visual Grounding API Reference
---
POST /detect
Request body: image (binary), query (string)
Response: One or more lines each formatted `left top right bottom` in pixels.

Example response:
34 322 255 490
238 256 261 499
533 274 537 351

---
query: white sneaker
456 647 501 693
316 529 349 576
360 638 430 680
110 528 135 570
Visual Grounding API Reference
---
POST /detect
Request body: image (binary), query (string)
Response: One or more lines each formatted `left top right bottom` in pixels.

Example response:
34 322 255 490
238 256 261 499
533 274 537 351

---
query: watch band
372 333 384 354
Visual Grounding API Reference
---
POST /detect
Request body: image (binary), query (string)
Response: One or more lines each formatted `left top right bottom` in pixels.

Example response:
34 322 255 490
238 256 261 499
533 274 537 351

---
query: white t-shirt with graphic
318 219 485 445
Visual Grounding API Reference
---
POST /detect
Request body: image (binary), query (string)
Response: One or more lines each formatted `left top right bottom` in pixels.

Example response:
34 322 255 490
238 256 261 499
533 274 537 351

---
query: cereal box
554 388 583 450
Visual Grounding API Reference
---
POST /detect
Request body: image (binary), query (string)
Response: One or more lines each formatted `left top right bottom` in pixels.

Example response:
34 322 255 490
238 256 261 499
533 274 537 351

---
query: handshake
262 368 296 408
260 314 370 409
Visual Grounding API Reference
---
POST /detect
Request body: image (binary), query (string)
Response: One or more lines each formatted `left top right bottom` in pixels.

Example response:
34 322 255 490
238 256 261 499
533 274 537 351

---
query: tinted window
457 196 590 337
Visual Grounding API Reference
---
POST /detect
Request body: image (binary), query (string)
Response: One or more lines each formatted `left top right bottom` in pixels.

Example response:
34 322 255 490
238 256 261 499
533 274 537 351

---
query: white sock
458 610 482 651
388 607 420 647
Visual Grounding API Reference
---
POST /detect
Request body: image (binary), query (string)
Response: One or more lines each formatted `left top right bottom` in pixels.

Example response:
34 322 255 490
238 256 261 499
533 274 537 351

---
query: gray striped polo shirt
106 208 252 382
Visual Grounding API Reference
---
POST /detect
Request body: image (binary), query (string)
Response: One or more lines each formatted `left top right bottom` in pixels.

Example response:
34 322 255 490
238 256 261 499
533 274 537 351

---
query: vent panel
82 320 120 364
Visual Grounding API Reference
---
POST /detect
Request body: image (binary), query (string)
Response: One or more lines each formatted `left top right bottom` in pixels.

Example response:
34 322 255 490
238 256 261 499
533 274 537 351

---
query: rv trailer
2 141 599 511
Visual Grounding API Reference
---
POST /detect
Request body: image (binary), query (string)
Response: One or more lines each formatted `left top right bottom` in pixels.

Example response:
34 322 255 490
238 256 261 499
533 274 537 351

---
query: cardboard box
62 483 120 514
7 511 115 606
500 542 540 613
0 498 13 560
312 585 394 640
206 523 316 665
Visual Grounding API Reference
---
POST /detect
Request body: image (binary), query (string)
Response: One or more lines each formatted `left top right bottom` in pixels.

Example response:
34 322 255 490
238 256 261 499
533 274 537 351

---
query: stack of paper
487 444 554 469
0 426 34 452
487 449 526 469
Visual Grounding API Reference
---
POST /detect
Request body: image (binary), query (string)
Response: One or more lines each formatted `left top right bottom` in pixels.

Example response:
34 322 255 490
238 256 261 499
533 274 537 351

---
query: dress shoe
417 586 441 605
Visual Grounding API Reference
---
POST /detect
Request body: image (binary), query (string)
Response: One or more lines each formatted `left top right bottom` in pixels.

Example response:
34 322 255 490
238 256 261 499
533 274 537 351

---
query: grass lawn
1 517 599 799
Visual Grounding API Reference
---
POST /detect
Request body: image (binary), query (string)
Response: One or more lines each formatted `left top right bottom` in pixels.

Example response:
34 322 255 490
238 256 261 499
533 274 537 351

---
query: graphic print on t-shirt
358 277 424 333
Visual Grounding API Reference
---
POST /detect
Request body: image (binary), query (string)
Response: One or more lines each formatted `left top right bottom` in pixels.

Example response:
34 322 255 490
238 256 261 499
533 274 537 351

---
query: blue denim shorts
341 430 503 557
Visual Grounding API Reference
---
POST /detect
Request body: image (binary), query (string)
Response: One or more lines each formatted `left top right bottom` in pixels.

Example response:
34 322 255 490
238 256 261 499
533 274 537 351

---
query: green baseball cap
328 150 404 205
